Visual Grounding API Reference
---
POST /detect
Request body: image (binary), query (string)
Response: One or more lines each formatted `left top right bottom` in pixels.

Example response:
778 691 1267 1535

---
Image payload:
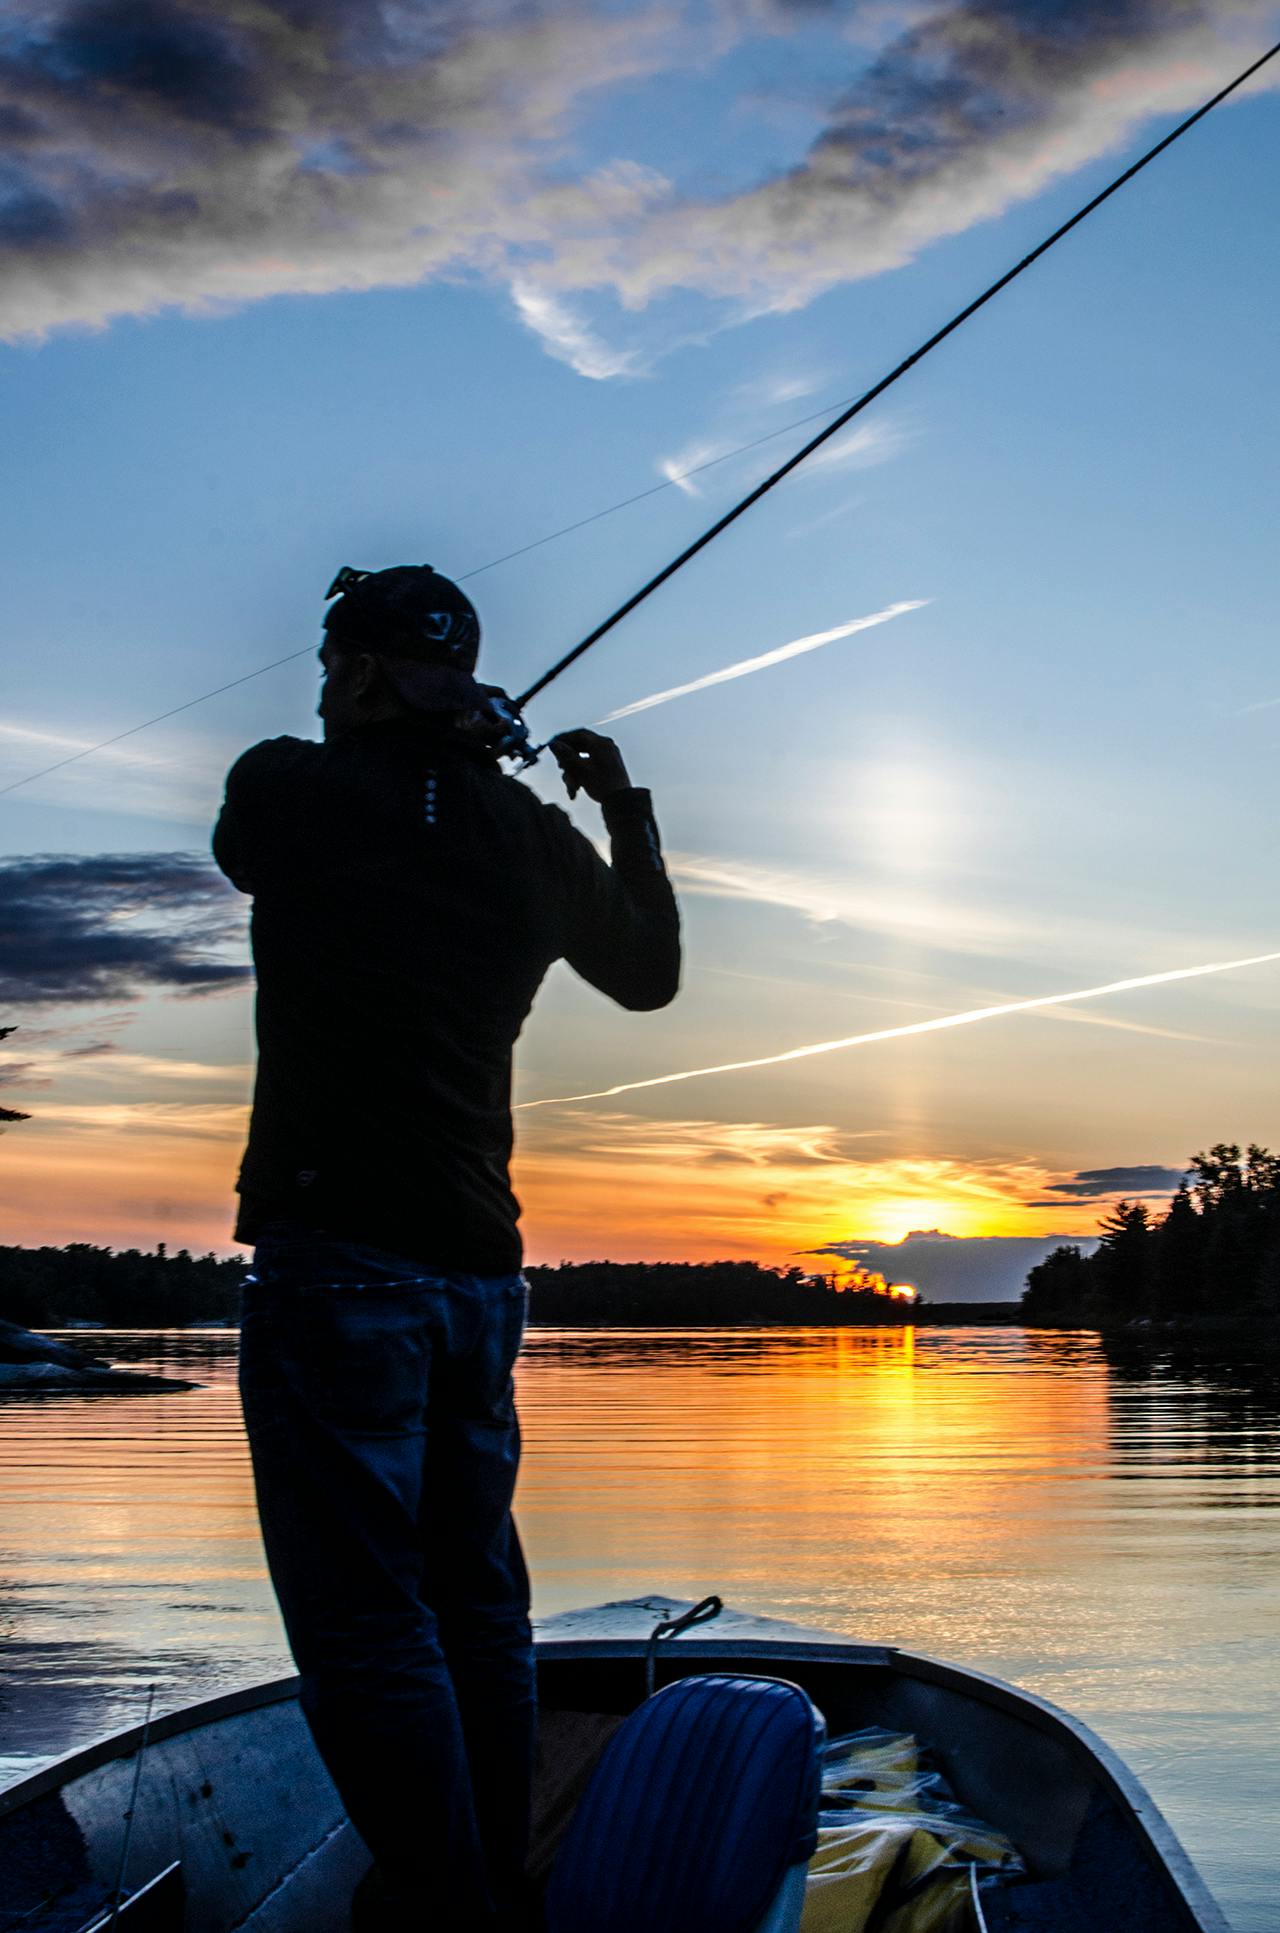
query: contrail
515 951 1280 1111
597 600 927 724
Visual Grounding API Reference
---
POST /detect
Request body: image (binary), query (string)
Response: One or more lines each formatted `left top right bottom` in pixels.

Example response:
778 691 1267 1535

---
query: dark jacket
212 715 680 1271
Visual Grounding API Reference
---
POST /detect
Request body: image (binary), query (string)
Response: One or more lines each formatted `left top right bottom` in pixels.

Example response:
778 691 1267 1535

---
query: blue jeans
239 1221 536 1926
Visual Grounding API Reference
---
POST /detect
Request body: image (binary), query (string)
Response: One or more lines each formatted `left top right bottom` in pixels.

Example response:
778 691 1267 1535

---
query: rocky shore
0 1317 199 1393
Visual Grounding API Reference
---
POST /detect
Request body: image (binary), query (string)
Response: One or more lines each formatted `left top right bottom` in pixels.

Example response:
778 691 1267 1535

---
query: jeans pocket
291 1290 431 1435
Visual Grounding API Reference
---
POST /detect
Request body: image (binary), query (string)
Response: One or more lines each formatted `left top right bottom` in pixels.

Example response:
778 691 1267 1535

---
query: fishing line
0 402 854 799
3 39 1276 798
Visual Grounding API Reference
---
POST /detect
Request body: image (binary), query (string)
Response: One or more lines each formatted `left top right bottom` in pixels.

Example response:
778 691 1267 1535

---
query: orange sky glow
1 1090 1093 1276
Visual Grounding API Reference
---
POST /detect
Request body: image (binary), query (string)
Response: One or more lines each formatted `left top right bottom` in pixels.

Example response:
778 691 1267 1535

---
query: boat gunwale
0 1634 1233 1933
0 1675 304 1821
595 1633 1234 1933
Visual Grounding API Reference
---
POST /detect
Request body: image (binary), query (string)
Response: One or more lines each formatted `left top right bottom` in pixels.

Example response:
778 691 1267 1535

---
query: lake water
1 1326 1277 1929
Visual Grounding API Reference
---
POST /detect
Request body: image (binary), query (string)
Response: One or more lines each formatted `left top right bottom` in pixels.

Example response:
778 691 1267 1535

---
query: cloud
1026 1162 1187 1204
666 850 1022 951
0 713 242 822
658 438 735 498
0 2 672 340
656 412 904 499
510 277 645 380
0 1060 51 1089
24 1043 253 1086
512 1111 1056 1264
1033 1006 1220 1046
0 851 250 1006
27 1098 247 1136
599 600 927 722
515 950 1280 1109
810 1230 1101 1303
0 1 1273 351
582 1 1280 315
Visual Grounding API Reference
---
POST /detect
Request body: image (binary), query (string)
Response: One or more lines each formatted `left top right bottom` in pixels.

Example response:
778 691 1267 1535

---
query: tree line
0 1244 924 1329
1022 1143 1280 1328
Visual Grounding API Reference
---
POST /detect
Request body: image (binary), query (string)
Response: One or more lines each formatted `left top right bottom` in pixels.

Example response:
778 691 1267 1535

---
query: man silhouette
212 565 680 1928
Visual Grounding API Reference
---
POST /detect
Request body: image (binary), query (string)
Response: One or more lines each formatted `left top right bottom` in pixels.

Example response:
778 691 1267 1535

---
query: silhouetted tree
1023 1140 1280 1328
0 1242 249 1327
1092 1201 1153 1321
1152 1181 1202 1318
1022 1245 1092 1324
0 1246 927 1329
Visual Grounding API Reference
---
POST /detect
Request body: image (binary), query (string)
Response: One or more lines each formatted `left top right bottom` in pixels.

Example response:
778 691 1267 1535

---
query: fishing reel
463 686 543 770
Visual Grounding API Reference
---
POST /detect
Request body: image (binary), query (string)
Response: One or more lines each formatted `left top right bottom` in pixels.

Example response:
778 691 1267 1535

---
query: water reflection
0 1326 1276 1931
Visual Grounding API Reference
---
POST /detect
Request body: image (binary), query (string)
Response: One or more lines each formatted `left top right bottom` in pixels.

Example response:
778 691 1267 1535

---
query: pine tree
1153 1182 1202 1318
1094 1201 1154 1322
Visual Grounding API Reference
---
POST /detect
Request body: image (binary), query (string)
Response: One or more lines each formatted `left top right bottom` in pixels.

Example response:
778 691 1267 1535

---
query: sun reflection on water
1 1325 1277 1929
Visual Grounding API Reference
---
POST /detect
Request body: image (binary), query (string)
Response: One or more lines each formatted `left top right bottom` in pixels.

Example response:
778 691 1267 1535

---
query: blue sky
2 1 1279 1286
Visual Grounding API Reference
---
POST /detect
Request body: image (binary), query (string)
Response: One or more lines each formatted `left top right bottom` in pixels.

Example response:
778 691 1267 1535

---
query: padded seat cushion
545 1674 825 1933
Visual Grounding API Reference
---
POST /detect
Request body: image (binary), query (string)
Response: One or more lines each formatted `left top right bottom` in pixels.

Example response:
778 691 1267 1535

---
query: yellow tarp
800 1730 1022 1933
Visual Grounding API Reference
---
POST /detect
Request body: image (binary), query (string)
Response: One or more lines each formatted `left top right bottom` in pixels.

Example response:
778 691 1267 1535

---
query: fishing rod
2 40 1276 795
513 35 1280 727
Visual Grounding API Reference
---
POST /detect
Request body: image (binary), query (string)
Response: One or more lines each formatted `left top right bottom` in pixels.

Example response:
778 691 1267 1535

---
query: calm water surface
1 1326 1277 1929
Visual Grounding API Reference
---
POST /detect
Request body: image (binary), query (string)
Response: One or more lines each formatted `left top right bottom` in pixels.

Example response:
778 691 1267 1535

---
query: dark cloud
591 0 1278 313
0 103 45 142
815 1 1191 187
37 0 260 127
1028 1164 1187 1204
810 1230 1100 1303
0 852 250 1007
61 1040 120 1057
0 0 1271 348
0 162 75 244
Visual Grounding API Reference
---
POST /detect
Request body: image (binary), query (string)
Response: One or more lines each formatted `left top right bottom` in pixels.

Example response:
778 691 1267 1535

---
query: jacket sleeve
212 741 290 896
551 787 681 1011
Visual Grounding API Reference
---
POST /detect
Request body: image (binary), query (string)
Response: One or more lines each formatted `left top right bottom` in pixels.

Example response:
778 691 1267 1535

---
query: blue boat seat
545 1674 825 1933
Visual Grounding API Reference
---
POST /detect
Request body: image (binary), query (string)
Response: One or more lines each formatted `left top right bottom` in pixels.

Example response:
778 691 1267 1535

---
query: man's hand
550 729 632 803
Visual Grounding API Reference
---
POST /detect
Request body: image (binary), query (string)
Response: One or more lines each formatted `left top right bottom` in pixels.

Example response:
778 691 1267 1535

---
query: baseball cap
323 564 481 673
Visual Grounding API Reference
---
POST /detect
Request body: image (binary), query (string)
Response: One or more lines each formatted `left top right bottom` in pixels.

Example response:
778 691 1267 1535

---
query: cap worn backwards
323 564 481 674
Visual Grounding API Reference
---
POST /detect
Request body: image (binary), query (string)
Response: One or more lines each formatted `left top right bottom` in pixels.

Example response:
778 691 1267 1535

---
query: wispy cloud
510 278 645 381
599 600 927 723
697 961 1221 1047
803 421 908 474
516 951 1280 1109
0 716 173 773
1033 1005 1220 1046
25 1099 248 1139
667 851 1021 952
658 440 735 498
656 413 904 499
512 1113 1052 1259
0 713 240 822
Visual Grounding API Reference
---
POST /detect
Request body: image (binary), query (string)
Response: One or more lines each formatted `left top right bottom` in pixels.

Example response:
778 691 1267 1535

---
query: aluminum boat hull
0 1598 1229 1933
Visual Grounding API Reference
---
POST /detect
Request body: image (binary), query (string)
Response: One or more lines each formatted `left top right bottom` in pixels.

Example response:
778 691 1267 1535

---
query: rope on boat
645 1594 724 1698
